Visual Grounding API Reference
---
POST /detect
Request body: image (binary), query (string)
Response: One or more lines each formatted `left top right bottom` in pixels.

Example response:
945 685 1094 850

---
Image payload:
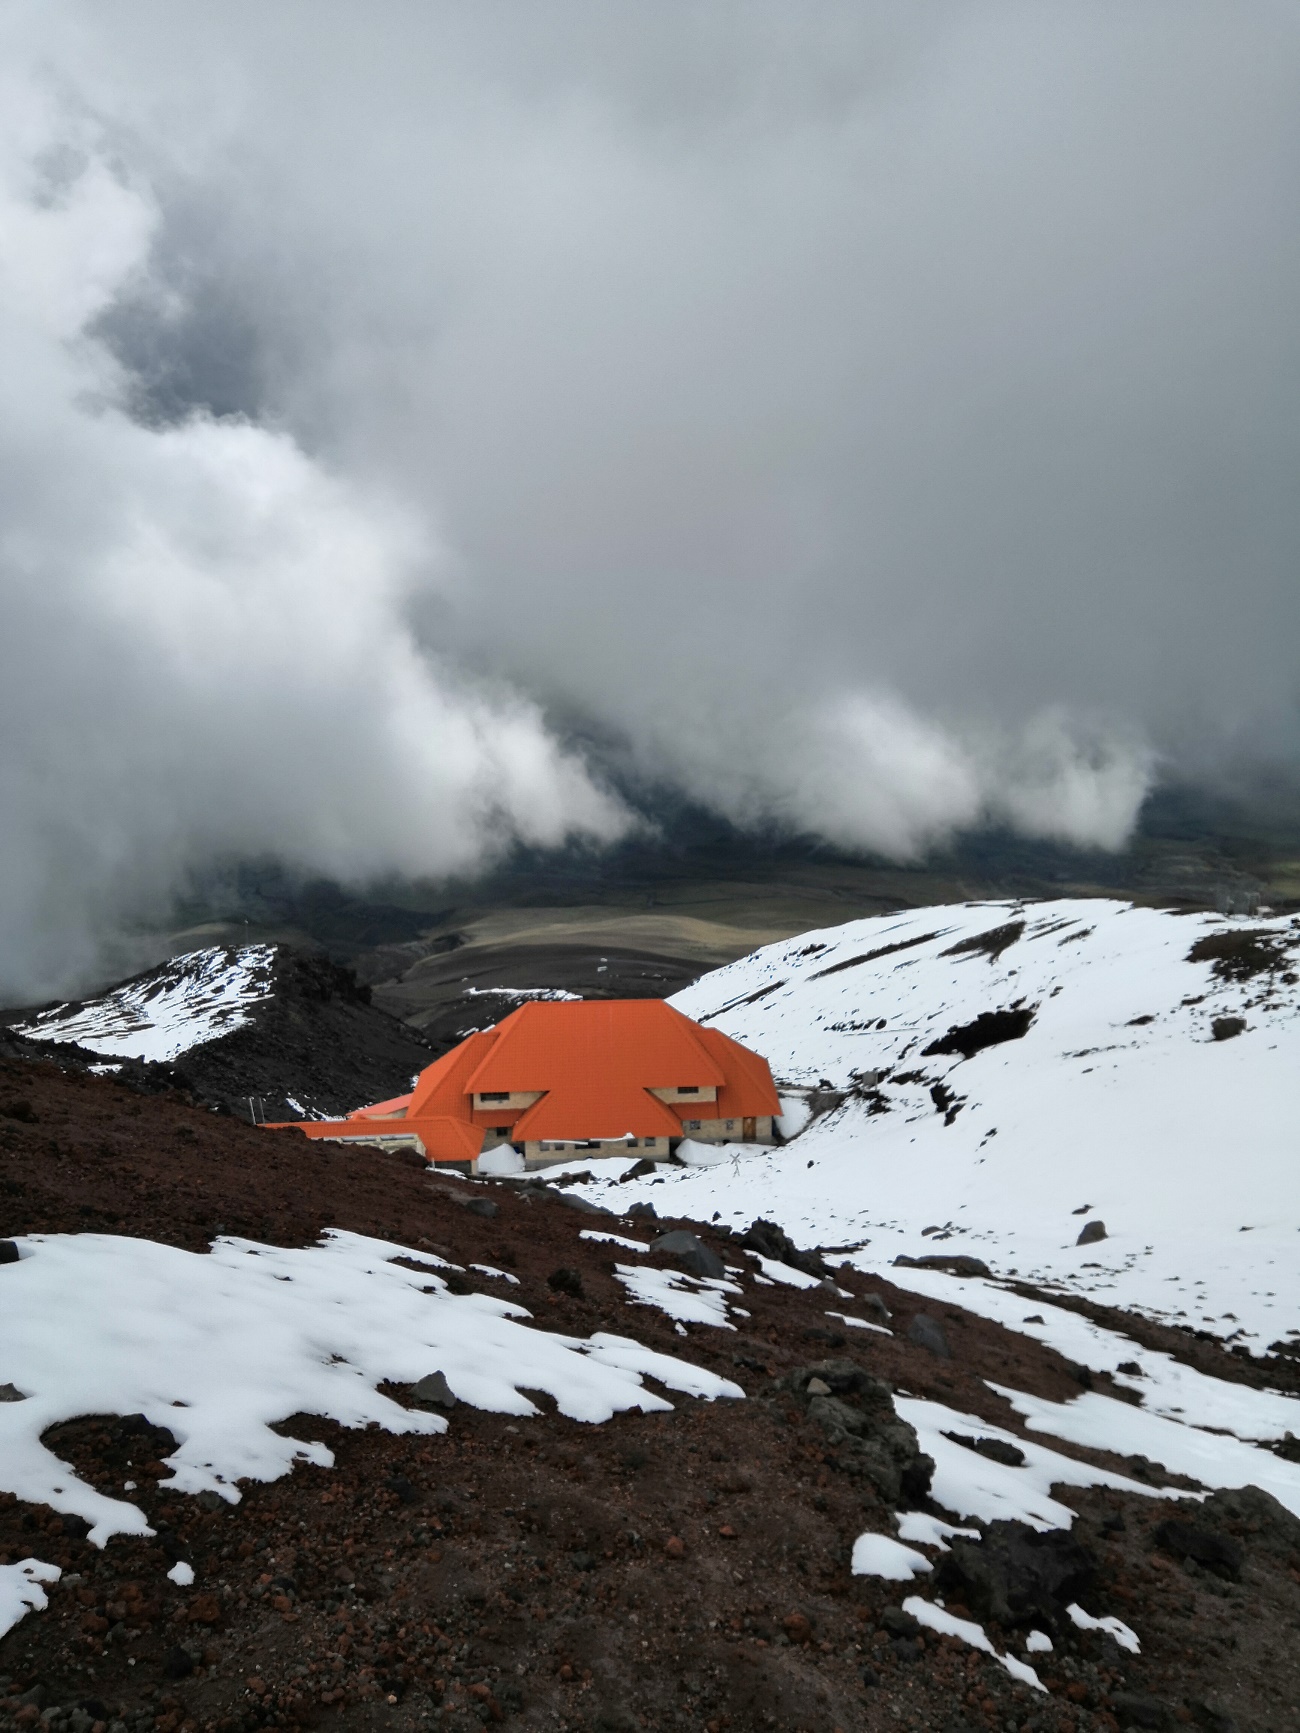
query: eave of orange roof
512 1081 683 1142
408 1028 499 1121
268 1115 482 1162
464 999 725 1097
693 1025 782 1118
347 1092 412 1120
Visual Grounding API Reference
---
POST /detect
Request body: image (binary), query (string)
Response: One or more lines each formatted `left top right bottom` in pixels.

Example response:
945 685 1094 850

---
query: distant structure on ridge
275 999 779 1172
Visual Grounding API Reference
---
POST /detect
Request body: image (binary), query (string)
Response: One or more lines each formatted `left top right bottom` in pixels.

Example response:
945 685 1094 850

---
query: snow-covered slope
581 899 1299 1352
14 944 276 1063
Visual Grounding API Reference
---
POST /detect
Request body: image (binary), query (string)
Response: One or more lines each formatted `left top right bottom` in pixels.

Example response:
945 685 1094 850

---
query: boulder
740 1219 830 1279
412 1370 457 1409
650 1230 725 1280
775 1360 933 1505
935 1519 1098 1635
1076 1219 1108 1246
1154 1518 1243 1581
906 1313 951 1358
893 1252 991 1278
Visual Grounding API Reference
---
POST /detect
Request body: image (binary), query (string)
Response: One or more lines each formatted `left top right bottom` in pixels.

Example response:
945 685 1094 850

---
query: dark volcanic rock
776 1360 933 1505
1076 1218 1108 1245
1154 1517 1244 1580
935 1519 1097 1634
740 1218 829 1280
651 1229 725 1279
894 1252 992 1278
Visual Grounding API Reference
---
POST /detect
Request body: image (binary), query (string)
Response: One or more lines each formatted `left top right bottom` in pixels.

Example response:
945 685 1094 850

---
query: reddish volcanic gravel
2 1056 1299 1733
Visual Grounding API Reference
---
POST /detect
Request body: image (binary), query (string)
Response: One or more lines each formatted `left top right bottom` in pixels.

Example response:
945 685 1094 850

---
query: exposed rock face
935 1519 1098 1636
651 1230 725 1279
775 1359 933 1506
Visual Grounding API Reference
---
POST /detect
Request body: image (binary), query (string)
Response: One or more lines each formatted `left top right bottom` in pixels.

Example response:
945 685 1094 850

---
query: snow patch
0 1558 60 1642
903 1595 1046 1692
850 1532 932 1580
16 945 276 1062
0 1230 742 1545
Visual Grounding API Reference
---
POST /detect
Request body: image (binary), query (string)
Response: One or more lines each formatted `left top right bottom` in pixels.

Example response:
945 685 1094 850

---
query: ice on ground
613 1263 741 1329
580 1230 652 1252
903 1596 1045 1691
993 1382 1300 1519
167 1561 195 1587
0 1231 743 1545
850 1532 932 1580
745 1252 824 1289
0 1559 60 1642
898 1396 1183 1531
894 1510 980 1551
1067 1601 1140 1653
827 1310 891 1335
15 945 277 1062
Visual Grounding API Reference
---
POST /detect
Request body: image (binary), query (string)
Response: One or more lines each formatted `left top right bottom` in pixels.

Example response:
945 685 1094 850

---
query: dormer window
677 1085 699 1094
479 1091 509 1103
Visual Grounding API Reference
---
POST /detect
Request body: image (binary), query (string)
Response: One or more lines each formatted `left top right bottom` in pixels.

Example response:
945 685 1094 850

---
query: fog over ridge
2 2 1298 996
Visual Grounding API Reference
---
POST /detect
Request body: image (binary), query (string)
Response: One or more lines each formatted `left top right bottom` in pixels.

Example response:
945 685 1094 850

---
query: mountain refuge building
277 998 780 1172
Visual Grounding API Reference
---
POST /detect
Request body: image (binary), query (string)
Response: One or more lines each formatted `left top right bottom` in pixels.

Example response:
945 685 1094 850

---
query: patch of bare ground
2 1058 1298 1732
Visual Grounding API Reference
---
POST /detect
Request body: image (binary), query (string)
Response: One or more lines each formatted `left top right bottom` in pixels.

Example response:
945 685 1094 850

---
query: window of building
685 1119 700 1130
677 1085 699 1094
480 1091 509 1103
725 1120 735 1130
492 1125 510 1135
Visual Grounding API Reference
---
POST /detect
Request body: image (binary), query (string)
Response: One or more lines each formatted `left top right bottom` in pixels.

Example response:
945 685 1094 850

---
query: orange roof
274 1114 482 1163
694 1025 781 1119
268 999 777 1157
409 1030 499 1118
348 1091 413 1120
513 1080 683 1142
465 1000 726 1096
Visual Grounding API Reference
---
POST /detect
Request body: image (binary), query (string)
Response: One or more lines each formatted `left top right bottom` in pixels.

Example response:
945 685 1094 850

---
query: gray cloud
2 2 1299 994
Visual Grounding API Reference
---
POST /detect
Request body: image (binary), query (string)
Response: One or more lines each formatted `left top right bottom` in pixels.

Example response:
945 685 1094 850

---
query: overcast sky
3 2 1299 995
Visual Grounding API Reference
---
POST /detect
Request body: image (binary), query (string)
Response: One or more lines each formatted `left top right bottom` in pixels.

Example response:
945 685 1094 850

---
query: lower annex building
276 998 780 1172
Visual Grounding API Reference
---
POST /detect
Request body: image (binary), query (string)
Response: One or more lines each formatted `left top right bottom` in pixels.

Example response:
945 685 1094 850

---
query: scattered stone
1186 1699 1237 1732
1154 1518 1244 1581
554 1191 613 1217
0 1240 20 1265
663 1536 685 1559
0 1381 26 1401
805 1376 832 1397
880 1606 921 1638
60 1513 91 1539
1076 1219 1108 1245
650 1230 725 1280
944 1431 1025 1467
626 1201 658 1220
906 1313 951 1358
411 1370 457 1409
1211 1016 1246 1041
195 1489 226 1513
857 1292 892 1326
1117 1360 1143 1376
385 1473 418 1504
160 1648 194 1682
894 1253 991 1278
776 1360 934 1504
618 1159 657 1183
185 1595 222 1627
464 1197 499 1219
547 1267 585 1299
781 1611 812 1644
